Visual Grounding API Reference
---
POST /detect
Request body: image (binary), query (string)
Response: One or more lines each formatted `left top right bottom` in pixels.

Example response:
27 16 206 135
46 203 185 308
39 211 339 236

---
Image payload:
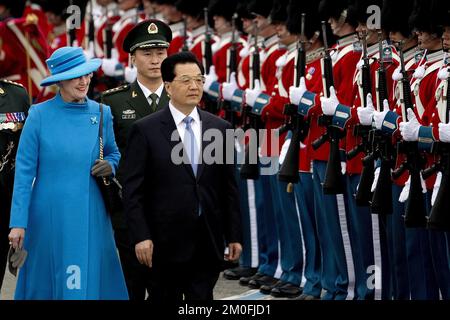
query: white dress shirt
168 103 202 157
137 80 164 107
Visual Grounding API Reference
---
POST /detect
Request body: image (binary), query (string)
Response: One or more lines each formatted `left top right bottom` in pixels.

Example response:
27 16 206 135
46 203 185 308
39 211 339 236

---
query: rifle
103 6 113 59
278 13 308 192
182 18 189 52
240 21 261 180
311 21 345 194
85 0 95 50
392 41 427 228
349 30 375 206
427 67 450 231
221 13 239 127
370 31 394 215
203 7 213 74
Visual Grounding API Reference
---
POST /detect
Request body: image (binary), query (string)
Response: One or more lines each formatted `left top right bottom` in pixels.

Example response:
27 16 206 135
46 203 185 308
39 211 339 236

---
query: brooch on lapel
91 116 98 124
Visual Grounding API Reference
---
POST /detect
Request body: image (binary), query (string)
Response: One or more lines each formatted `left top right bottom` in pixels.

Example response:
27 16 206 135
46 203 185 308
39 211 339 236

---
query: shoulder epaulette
0 79 24 88
102 84 130 96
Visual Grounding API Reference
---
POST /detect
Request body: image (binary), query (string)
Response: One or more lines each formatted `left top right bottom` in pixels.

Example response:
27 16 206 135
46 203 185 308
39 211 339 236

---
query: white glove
320 86 340 116
398 173 427 203
239 44 250 58
244 79 262 107
221 72 238 101
373 110 389 130
203 66 218 93
438 122 450 143
101 49 121 77
431 171 442 206
289 77 307 105
392 66 403 81
84 41 95 60
371 167 380 192
357 93 375 125
279 138 291 165
438 67 449 80
399 176 410 203
124 65 137 83
399 109 420 141
341 161 346 175
413 65 426 79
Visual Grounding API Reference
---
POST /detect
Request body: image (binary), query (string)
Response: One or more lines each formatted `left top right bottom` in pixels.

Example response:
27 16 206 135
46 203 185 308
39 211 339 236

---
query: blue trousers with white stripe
386 185 410 299
270 173 303 286
404 190 439 300
344 174 375 300
256 159 280 277
236 174 259 269
294 172 322 297
312 160 349 300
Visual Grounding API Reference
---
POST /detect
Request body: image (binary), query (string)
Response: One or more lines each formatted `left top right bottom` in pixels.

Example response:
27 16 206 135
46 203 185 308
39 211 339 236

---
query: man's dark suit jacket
122 105 242 270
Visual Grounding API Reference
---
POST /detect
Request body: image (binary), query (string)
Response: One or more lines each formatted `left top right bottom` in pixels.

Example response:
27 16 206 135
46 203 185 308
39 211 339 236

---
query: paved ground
0 268 268 300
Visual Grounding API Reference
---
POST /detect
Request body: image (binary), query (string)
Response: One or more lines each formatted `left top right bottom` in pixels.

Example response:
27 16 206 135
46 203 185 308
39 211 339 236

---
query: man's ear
130 54 136 67
164 82 172 97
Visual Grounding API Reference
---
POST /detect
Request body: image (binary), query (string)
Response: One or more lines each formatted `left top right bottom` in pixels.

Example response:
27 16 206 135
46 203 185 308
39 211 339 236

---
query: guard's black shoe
270 282 302 298
260 280 285 295
248 275 278 289
223 267 257 280
239 272 264 286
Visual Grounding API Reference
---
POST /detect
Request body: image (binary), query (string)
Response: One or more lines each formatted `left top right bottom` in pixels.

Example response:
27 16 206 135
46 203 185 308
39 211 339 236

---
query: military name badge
122 109 136 120
415 50 425 64
381 41 393 63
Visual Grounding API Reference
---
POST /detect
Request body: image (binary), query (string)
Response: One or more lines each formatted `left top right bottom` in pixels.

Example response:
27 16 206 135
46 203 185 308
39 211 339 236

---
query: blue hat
40 47 102 87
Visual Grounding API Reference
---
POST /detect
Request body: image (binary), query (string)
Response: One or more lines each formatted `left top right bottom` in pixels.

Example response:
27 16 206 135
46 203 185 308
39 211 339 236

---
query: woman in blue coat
8 46 128 300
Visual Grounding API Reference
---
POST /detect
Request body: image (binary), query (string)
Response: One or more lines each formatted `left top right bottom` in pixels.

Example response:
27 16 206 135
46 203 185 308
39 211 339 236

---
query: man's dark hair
161 52 205 82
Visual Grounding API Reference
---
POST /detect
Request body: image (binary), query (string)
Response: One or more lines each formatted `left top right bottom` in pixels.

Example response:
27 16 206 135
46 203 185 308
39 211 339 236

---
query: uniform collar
264 34 278 49
191 25 207 38
306 47 325 63
287 41 297 54
337 32 357 48
170 21 185 34
136 80 164 99
404 45 419 62
426 50 444 64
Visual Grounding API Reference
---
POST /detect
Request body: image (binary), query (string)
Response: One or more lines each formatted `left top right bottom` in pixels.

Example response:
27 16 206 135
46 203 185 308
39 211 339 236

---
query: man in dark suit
123 52 242 301
101 19 172 300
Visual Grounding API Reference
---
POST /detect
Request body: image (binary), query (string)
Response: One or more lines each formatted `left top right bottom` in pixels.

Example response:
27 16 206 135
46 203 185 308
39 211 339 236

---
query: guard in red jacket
398 0 450 300
0 4 50 101
302 0 361 300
